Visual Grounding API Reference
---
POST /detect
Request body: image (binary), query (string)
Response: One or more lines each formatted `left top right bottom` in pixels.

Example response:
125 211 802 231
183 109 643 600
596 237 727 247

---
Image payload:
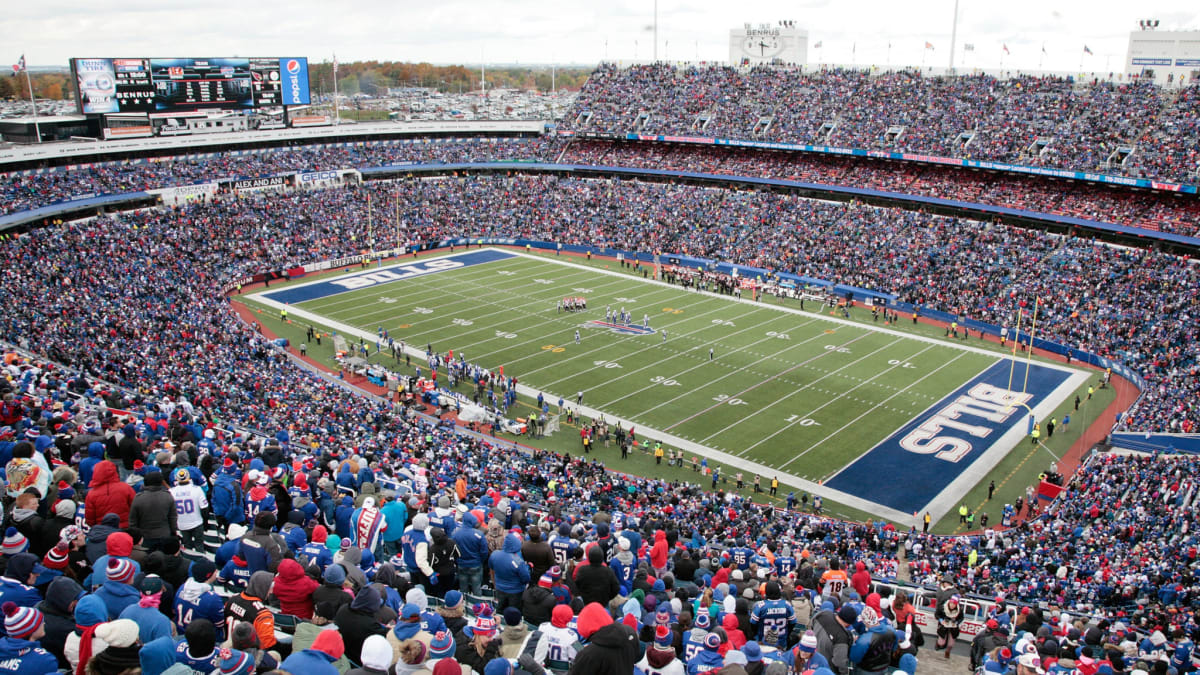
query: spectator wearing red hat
455 611 501 675
571 602 640 675
281 628 344 675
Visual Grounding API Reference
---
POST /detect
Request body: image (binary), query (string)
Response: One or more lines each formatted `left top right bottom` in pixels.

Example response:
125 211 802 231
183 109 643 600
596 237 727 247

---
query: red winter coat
84 461 135 527
274 558 320 618
650 530 668 569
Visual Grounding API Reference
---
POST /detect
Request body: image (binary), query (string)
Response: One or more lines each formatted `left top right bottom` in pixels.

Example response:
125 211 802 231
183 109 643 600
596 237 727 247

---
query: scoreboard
71 56 310 115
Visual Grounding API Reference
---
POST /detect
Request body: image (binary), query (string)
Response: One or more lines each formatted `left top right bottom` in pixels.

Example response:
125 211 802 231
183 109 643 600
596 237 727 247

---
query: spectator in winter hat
95 558 139 619
0 600 56 673
350 634 396 675
291 601 352 674
38 576 83 668
118 574 173 644
456 612 502 675
572 602 641 675
500 606 529 659
64 593 107 673
428 630 457 664
335 585 387 665
389 602 433 664
89 618 142 675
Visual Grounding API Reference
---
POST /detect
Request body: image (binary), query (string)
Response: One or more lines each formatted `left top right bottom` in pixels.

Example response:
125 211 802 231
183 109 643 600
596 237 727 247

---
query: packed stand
568 64 1200 184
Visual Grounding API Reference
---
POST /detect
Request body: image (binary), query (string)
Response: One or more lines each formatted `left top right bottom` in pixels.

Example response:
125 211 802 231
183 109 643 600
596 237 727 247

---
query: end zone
253 248 516 305
823 359 1089 520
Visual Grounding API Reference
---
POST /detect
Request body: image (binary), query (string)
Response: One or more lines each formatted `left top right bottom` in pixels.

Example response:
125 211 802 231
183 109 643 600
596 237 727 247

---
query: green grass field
240 248 1114 531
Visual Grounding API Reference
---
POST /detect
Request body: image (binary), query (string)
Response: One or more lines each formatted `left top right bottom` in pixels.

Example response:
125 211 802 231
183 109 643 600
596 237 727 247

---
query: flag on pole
925 41 935 50
11 54 24 76
1083 45 1093 55
1036 480 1066 503
1003 44 1011 55
333 54 339 76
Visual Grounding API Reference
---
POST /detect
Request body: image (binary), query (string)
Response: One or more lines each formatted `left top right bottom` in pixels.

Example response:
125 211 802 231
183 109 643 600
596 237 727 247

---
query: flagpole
23 63 42 144
948 0 960 71
332 54 340 126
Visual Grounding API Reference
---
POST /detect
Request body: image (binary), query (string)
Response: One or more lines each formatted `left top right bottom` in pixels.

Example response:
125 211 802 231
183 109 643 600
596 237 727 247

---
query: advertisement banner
296 169 359 190
219 175 291 192
279 57 311 106
151 182 219 203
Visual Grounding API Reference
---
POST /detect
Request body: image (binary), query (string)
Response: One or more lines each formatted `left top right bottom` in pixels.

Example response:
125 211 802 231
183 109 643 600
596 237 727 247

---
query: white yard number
533 278 554 285
766 331 790 339
413 307 434 314
452 318 474 326
785 415 820 426
379 297 397 304
713 394 748 406
497 270 516 276
651 376 680 386
614 297 637 303
824 345 850 353
495 331 517 339
593 360 622 369
573 288 594 294
712 319 736 327
888 359 916 369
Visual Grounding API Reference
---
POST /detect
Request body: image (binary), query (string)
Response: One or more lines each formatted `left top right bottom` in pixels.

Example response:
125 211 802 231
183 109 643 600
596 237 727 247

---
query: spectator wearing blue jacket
78 442 106 487
334 496 356 539
0 602 57 674
211 462 246 527
95 558 141 619
452 511 490 596
280 629 344 675
0 552 43 610
118 575 175 644
489 533 530 613
849 608 895 675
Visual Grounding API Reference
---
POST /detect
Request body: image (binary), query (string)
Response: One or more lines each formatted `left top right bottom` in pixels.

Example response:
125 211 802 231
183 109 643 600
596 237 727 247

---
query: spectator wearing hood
84 463 134 528
281 629 345 675
140 635 191 675
6 491 54 557
274 558 320 619
226 570 277 651
293 601 353 673
64 593 107 673
78 442 106 487
490 533 530 613
84 515 120 567
451 510 489 596
522 526 555 582
39 576 82 667
336 585 388 664
300 524 334 574
313 562 353 616
575 545 620 608
572 602 641 675
389 602 434 665
851 562 871 599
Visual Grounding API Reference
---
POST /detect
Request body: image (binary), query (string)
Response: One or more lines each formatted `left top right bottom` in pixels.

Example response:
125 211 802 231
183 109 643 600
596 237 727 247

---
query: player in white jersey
170 468 209 553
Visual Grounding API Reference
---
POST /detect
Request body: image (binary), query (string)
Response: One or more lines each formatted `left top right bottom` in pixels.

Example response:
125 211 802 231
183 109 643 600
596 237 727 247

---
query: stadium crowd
569 64 1200 184
0 132 1198 674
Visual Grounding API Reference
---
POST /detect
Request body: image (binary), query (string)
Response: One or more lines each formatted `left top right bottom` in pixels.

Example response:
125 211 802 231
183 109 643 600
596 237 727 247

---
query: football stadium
0 7 1196 675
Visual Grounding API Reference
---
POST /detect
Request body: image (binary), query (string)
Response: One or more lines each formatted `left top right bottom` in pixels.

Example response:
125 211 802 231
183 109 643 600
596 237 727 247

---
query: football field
249 248 1087 525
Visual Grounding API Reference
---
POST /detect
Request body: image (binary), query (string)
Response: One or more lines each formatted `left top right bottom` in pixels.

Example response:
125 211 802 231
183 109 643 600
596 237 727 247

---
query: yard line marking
594 316 828 411
660 331 875 430
795 350 969 472
700 337 919 446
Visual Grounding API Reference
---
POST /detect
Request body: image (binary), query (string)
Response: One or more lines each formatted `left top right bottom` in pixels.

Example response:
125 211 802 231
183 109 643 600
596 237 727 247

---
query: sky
4 0 1199 73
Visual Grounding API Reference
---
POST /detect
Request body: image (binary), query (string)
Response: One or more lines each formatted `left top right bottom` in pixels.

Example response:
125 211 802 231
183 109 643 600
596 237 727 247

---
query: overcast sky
5 0 1198 72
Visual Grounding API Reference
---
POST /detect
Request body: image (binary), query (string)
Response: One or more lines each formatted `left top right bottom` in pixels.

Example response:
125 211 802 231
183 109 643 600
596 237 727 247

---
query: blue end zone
589 320 656 336
260 249 515 304
824 360 1071 515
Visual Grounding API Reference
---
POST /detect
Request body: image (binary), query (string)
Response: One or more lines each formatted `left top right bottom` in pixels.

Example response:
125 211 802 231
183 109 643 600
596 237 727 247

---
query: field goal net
542 414 561 436
333 334 349 355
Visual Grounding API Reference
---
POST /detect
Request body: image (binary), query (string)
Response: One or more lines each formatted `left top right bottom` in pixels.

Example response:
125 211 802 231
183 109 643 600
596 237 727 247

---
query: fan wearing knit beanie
637 624 684 675
94 557 140 620
176 619 223 673
0 601 57 674
89 619 142 675
117 575 174 644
